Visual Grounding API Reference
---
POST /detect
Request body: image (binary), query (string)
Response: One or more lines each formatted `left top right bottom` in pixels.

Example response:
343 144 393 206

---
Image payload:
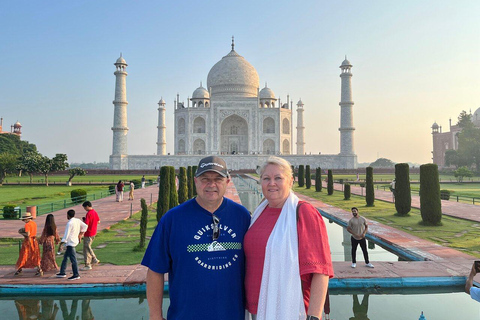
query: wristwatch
306 316 320 320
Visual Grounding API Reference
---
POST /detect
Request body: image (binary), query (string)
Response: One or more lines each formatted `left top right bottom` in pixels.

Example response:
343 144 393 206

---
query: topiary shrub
291 165 295 181
3 205 16 219
420 163 442 225
305 165 311 189
187 166 193 199
395 163 411 216
130 179 142 189
108 185 116 195
169 166 178 209
315 167 322 192
365 167 375 207
192 165 198 196
327 170 334 195
71 189 87 204
157 166 170 222
178 167 188 204
440 189 451 200
137 198 148 251
344 184 351 200
298 165 305 187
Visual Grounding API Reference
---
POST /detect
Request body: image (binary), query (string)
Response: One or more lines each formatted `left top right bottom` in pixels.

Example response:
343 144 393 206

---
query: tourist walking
14 212 43 277
142 156 251 320
347 207 374 268
56 210 87 280
244 156 334 320
128 181 135 200
116 180 124 202
39 214 60 273
141 175 146 188
81 201 100 271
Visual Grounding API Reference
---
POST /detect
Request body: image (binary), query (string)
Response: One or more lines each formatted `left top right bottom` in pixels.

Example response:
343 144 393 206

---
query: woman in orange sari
15 212 42 276
39 214 60 273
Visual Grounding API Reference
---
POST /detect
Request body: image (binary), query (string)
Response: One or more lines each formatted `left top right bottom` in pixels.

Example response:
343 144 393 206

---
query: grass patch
294 186 480 258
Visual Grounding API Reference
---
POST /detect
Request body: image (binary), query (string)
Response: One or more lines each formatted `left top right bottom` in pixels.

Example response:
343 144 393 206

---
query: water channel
0 176 478 319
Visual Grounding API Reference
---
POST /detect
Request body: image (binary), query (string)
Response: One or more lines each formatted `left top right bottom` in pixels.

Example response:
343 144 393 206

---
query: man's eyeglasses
212 214 220 241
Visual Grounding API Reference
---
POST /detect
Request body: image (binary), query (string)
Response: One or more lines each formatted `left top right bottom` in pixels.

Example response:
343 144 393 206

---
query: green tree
327 170 333 195
305 165 311 189
0 134 36 156
18 151 42 183
0 153 19 185
68 167 87 184
192 165 198 196
455 110 480 170
157 166 170 222
139 198 148 250
36 153 68 186
444 149 460 168
369 158 395 168
178 167 188 204
420 164 442 225
394 163 411 216
187 166 193 199
454 166 473 182
365 167 375 206
298 165 305 187
169 166 178 209
344 183 351 200
315 167 322 192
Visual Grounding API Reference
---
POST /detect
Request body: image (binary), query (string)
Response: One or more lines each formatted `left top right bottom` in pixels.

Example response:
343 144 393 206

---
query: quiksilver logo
200 162 224 168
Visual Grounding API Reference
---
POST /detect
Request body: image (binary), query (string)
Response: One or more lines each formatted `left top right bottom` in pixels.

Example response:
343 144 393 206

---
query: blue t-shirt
142 197 251 320
471 287 480 302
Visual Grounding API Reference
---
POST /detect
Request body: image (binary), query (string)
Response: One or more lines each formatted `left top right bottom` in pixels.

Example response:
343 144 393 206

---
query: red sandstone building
0 118 22 137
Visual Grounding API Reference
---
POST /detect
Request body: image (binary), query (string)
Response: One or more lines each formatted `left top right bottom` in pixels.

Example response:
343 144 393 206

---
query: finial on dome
345 54 347 60
231 36 235 50
200 81 202 87
265 82 267 88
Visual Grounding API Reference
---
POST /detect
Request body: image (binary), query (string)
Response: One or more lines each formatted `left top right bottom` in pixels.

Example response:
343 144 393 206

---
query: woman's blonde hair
259 156 293 178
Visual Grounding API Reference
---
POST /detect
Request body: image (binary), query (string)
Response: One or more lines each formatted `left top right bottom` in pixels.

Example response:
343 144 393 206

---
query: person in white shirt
56 209 88 280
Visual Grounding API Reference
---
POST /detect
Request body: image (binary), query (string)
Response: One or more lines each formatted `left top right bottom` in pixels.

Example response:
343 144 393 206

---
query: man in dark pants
347 207 374 268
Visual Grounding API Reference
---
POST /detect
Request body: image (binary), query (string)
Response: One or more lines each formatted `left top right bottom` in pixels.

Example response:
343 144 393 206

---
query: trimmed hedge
71 189 87 204
178 167 188 204
192 166 198 196
305 165 311 189
139 198 148 250
157 166 170 222
395 163 411 216
169 166 178 209
365 167 375 207
315 167 322 192
327 170 333 195
420 163 442 225
108 185 116 194
440 190 451 200
298 165 305 187
344 184 351 200
3 205 16 219
187 166 193 199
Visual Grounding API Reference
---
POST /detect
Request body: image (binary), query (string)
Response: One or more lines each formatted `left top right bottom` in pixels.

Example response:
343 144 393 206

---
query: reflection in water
59 299 78 320
349 294 370 320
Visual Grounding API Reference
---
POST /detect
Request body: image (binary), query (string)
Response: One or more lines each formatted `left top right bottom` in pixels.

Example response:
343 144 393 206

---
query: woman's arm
146 269 166 320
306 273 329 318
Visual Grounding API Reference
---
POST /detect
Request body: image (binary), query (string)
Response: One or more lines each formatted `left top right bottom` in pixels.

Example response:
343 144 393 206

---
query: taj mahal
109 39 357 170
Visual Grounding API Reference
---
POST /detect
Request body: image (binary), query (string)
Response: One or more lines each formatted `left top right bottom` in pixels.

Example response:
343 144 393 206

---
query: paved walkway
1 179 479 294
329 181 480 222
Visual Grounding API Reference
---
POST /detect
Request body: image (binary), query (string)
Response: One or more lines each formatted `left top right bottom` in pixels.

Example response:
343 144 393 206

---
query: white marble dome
192 85 210 99
115 56 127 65
158 98 166 105
473 107 480 127
259 85 276 100
341 58 352 67
431 122 439 129
207 49 259 98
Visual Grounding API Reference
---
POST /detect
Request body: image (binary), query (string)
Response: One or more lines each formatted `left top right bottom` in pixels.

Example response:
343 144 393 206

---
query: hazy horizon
1 1 478 165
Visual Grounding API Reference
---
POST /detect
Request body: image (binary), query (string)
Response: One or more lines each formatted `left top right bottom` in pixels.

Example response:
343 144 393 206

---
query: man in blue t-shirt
142 156 251 320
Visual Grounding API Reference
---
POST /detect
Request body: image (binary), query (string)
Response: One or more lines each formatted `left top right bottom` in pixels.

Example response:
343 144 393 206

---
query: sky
1 1 479 165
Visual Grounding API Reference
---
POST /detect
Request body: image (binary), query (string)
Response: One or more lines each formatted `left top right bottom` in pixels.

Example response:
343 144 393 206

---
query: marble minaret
339 57 355 155
110 55 129 168
296 99 305 155
156 98 166 155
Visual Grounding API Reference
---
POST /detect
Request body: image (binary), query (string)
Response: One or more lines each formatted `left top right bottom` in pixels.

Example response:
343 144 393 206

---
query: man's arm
146 269 165 320
362 222 368 239
307 273 329 317
466 263 477 294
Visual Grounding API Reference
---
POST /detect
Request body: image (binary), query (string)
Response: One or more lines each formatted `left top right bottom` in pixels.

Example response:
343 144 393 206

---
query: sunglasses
212 214 220 241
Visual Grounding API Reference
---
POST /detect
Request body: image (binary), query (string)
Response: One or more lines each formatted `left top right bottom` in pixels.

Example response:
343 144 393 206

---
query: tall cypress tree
157 166 170 221
139 198 148 249
366 166 375 206
305 165 311 189
192 165 198 196
187 166 193 199
420 164 442 225
178 167 188 204
395 163 411 216
298 165 305 187
169 166 178 209
327 169 333 195
315 167 322 192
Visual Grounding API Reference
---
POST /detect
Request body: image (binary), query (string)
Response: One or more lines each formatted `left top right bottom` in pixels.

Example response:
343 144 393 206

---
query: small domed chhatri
473 107 480 127
115 54 127 65
192 84 210 99
259 84 276 100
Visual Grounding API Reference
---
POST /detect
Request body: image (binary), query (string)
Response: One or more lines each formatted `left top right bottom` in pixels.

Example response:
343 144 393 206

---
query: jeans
60 245 79 276
351 236 370 264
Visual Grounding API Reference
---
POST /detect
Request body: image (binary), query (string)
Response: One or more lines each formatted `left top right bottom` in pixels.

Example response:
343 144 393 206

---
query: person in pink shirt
81 201 100 270
244 156 334 320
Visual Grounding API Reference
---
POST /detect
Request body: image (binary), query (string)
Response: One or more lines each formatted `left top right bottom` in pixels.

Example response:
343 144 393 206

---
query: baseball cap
195 156 229 178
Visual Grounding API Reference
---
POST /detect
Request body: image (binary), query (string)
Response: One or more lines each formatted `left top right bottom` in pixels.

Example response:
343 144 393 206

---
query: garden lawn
0 204 159 266
3 174 159 184
294 186 480 258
